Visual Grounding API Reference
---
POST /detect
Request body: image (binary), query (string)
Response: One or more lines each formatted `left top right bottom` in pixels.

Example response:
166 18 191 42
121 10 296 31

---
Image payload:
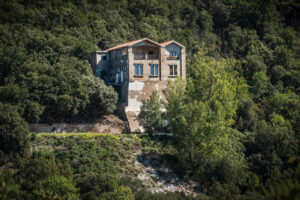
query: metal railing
133 54 159 60
134 54 146 60
148 54 159 60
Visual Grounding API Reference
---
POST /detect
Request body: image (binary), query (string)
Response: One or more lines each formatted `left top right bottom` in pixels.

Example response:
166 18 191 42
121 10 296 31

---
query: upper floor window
122 48 127 56
150 64 159 76
170 51 176 56
101 55 107 60
169 65 177 76
135 64 143 76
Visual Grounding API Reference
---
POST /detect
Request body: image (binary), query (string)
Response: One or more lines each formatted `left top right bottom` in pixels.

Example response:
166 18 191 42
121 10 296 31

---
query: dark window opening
169 65 177 76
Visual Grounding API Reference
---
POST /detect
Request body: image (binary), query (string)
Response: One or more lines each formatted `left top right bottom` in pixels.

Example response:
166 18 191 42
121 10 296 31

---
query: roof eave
161 40 185 48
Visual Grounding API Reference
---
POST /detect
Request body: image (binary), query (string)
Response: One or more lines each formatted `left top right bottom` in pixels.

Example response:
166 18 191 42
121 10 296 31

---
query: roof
160 40 173 46
105 38 162 51
160 40 185 48
94 51 108 53
91 38 184 54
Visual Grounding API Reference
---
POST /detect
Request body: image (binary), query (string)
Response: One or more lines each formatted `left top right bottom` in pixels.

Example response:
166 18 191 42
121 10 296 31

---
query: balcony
167 55 180 60
148 54 159 60
134 54 146 60
134 54 159 60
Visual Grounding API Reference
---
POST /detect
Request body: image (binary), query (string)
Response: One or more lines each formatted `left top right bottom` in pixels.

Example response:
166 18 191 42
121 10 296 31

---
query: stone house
90 38 186 132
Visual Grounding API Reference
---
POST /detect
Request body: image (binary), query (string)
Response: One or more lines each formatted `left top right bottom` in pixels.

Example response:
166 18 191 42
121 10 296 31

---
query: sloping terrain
33 133 199 198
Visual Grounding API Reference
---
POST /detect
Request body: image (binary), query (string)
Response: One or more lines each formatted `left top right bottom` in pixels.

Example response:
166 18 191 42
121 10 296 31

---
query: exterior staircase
126 111 145 133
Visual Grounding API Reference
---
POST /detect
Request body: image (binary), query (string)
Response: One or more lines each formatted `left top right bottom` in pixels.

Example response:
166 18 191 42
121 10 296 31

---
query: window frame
154 64 158 76
169 65 178 76
134 64 143 76
150 64 154 76
150 64 159 77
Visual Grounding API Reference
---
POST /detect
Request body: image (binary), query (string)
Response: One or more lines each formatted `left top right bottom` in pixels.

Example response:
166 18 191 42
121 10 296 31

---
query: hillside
0 0 299 199
1 133 201 199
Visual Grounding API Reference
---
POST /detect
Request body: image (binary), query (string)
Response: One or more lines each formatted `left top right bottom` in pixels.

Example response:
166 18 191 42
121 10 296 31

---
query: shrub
0 103 31 155
41 175 80 200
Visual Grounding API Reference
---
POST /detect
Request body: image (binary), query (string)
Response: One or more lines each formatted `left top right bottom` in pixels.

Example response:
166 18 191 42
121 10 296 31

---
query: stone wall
30 115 127 134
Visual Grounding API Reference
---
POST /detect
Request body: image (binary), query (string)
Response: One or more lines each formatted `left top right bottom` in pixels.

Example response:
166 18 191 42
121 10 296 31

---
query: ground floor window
169 65 177 76
150 64 159 76
135 64 143 75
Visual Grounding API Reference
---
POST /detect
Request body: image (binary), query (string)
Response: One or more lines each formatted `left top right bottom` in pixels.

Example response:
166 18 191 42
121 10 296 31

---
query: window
149 51 153 55
150 64 159 76
135 64 139 75
169 65 177 76
139 64 143 75
135 64 143 76
101 55 107 60
155 64 158 75
122 48 127 56
150 64 154 75
170 51 176 56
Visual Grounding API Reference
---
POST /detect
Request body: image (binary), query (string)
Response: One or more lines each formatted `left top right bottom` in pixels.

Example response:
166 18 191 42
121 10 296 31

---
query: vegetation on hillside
0 0 299 199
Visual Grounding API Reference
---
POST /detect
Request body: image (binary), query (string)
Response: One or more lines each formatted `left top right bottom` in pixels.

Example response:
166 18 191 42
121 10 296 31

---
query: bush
41 175 80 200
0 103 31 155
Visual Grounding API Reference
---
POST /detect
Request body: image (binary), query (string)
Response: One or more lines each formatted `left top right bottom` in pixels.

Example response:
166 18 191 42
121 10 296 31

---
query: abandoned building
90 38 186 132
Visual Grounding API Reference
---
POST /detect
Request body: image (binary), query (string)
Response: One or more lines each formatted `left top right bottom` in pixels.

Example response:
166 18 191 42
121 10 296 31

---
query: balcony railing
148 54 159 60
133 54 159 60
134 54 146 60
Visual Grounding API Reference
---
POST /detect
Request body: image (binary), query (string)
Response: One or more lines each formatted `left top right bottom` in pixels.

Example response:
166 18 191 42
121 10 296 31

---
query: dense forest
0 0 299 199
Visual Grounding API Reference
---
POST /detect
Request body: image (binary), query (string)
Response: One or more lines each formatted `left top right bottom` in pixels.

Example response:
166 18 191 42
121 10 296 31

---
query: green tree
139 90 163 134
251 72 270 101
165 50 248 183
0 103 31 156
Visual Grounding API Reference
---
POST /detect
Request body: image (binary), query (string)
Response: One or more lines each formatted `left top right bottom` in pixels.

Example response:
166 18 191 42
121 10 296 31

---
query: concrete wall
30 115 127 133
125 80 168 113
90 52 110 82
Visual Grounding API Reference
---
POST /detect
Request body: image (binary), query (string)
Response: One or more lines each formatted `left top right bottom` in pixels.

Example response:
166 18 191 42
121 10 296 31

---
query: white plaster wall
128 81 144 90
126 81 144 112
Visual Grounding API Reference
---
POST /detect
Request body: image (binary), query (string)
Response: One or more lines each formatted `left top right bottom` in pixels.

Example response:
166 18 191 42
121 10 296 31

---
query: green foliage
41 176 80 200
0 103 31 155
0 0 299 199
243 119 297 181
251 72 270 101
164 50 248 184
207 181 241 200
264 164 300 200
139 90 163 133
271 91 300 134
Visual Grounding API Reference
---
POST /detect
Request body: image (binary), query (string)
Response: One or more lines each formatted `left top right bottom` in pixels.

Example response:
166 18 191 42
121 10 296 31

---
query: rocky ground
131 150 200 196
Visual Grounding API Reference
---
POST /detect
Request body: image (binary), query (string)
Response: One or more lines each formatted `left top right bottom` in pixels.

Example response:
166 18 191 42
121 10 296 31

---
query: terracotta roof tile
160 40 173 46
105 38 147 51
160 40 185 48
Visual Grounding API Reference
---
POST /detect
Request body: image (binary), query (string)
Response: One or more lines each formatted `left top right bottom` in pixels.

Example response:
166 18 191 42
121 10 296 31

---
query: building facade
90 38 186 132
